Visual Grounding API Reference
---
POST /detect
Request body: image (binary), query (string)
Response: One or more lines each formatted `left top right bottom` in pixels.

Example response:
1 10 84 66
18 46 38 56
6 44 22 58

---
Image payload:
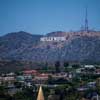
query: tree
13 91 26 100
0 85 13 100
47 75 53 84
0 85 5 96
13 87 36 100
72 64 80 69
14 81 22 88
55 61 60 73
63 62 69 72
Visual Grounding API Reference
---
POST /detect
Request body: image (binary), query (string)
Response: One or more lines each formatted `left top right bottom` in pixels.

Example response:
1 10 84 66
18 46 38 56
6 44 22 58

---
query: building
23 70 38 75
2 76 15 83
33 73 49 84
84 65 95 68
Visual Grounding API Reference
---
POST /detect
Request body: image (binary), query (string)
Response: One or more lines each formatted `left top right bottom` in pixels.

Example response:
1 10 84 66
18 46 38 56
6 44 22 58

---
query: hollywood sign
40 37 66 42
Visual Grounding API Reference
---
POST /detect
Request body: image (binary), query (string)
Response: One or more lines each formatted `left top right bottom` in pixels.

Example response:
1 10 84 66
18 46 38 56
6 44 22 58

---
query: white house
84 65 95 68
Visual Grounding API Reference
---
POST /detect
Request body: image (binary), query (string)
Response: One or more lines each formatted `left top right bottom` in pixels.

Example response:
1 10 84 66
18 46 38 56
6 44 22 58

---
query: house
33 73 49 84
84 92 100 100
2 76 15 83
16 75 25 82
6 72 15 76
84 65 95 68
87 82 96 88
23 70 38 75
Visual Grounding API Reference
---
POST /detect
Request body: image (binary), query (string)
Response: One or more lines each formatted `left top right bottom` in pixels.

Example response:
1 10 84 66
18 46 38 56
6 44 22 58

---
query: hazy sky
0 0 100 35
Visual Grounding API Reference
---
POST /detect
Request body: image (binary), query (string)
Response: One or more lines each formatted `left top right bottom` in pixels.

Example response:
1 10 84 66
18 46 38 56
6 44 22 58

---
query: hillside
0 31 100 64
0 31 43 60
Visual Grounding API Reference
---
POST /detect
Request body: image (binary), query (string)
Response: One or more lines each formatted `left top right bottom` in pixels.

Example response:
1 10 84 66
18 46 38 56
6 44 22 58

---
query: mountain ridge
0 31 100 64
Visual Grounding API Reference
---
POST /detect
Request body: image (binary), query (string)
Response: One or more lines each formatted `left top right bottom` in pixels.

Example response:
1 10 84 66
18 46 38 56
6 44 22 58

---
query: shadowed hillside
0 31 100 71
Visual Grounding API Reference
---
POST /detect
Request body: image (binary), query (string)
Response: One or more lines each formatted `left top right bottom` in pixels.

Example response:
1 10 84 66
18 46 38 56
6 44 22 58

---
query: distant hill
0 31 43 60
0 30 100 71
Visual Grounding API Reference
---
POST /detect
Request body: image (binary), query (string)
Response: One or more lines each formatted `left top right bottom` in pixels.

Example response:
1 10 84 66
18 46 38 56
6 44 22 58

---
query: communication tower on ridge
84 7 89 32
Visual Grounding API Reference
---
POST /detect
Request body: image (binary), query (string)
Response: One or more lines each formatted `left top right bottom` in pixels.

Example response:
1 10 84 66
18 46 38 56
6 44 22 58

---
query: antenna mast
85 7 89 32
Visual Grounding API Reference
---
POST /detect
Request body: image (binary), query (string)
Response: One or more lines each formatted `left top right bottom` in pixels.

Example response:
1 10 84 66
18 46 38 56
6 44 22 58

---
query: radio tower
84 7 89 32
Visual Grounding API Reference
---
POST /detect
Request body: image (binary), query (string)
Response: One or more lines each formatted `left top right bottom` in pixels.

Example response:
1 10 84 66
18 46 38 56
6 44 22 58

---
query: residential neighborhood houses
0 64 100 100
